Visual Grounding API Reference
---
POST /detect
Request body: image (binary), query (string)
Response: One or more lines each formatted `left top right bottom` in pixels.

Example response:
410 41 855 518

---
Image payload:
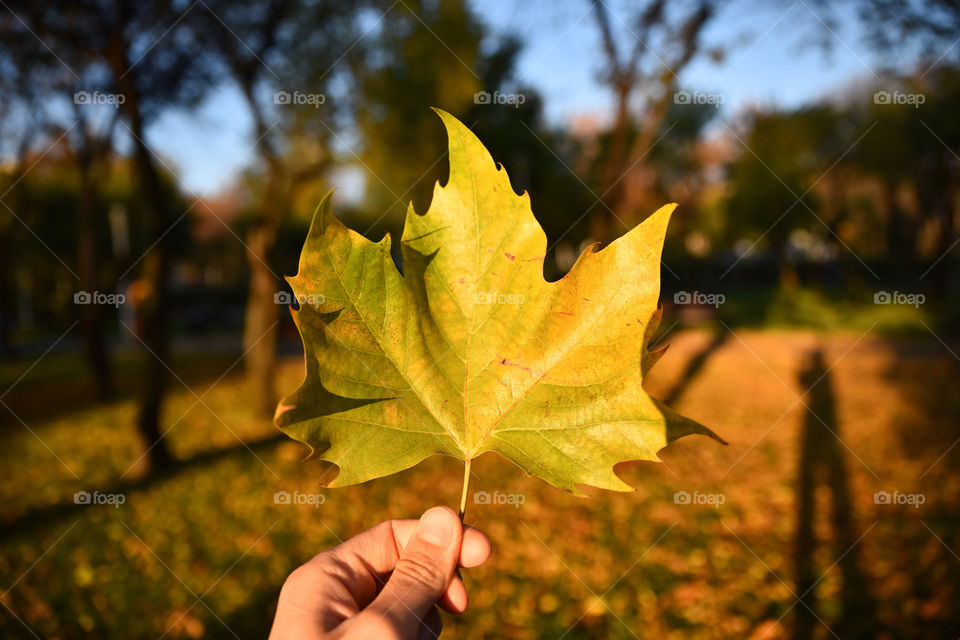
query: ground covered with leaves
1 328 959 639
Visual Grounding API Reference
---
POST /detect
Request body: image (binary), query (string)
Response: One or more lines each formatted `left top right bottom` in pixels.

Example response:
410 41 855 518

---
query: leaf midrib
325 244 464 450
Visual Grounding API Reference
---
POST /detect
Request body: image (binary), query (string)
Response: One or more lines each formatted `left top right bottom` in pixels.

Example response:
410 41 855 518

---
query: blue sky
144 0 884 196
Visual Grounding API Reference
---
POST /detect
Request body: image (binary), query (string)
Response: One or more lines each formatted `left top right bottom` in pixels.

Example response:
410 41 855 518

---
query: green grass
685 286 935 332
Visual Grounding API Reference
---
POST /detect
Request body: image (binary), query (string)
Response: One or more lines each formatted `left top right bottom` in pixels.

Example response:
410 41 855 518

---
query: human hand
269 506 491 639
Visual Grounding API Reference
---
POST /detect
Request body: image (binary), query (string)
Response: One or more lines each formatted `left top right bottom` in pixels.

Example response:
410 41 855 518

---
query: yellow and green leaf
275 109 723 494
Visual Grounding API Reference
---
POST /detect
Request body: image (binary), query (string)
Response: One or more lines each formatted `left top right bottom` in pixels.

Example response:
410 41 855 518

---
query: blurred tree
849 66 960 286
0 14 60 359
346 0 593 279
347 0 485 240
1 10 121 397
587 0 720 244
723 108 829 286
908 67 960 267
620 97 719 255
5 0 214 471
851 0 960 62
65 105 120 399
200 0 365 417
816 0 960 287
462 38 595 279
850 87 919 261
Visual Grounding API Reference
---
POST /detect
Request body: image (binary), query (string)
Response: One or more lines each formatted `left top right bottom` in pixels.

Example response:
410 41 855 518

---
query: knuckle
282 562 319 593
283 553 335 591
393 552 448 591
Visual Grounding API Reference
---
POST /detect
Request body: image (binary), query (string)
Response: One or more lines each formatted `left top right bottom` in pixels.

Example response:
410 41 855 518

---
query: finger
397 519 490 614
319 514 490 613
436 530 492 614
458 527 492 568
437 574 468 614
353 506 462 637
391 520 491 569
397 519 491 614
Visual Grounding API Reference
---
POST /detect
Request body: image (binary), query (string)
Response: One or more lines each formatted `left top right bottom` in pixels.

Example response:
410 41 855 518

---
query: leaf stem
458 458 472 522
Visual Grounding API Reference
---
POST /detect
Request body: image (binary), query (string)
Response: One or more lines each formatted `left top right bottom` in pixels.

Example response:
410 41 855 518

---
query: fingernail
416 507 455 546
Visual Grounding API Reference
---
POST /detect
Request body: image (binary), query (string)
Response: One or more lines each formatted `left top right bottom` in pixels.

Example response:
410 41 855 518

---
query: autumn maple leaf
275 109 723 507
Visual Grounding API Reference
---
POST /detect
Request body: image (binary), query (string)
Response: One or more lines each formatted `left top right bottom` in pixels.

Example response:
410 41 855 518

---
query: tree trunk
110 33 173 471
244 224 280 416
930 191 956 301
934 187 956 263
0 150 31 360
592 83 632 245
0 222 17 360
914 169 955 298
588 0 709 245
76 155 114 399
776 232 799 289
239 81 284 418
129 125 174 471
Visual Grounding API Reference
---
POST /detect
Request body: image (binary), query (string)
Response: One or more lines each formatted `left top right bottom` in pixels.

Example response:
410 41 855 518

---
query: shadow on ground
0 432 287 540
794 348 877 639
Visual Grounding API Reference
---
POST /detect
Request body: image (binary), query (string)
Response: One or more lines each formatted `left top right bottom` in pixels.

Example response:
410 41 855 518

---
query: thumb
355 507 462 638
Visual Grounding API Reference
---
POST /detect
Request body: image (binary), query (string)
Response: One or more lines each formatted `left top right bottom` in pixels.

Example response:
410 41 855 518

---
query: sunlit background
1 0 959 638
